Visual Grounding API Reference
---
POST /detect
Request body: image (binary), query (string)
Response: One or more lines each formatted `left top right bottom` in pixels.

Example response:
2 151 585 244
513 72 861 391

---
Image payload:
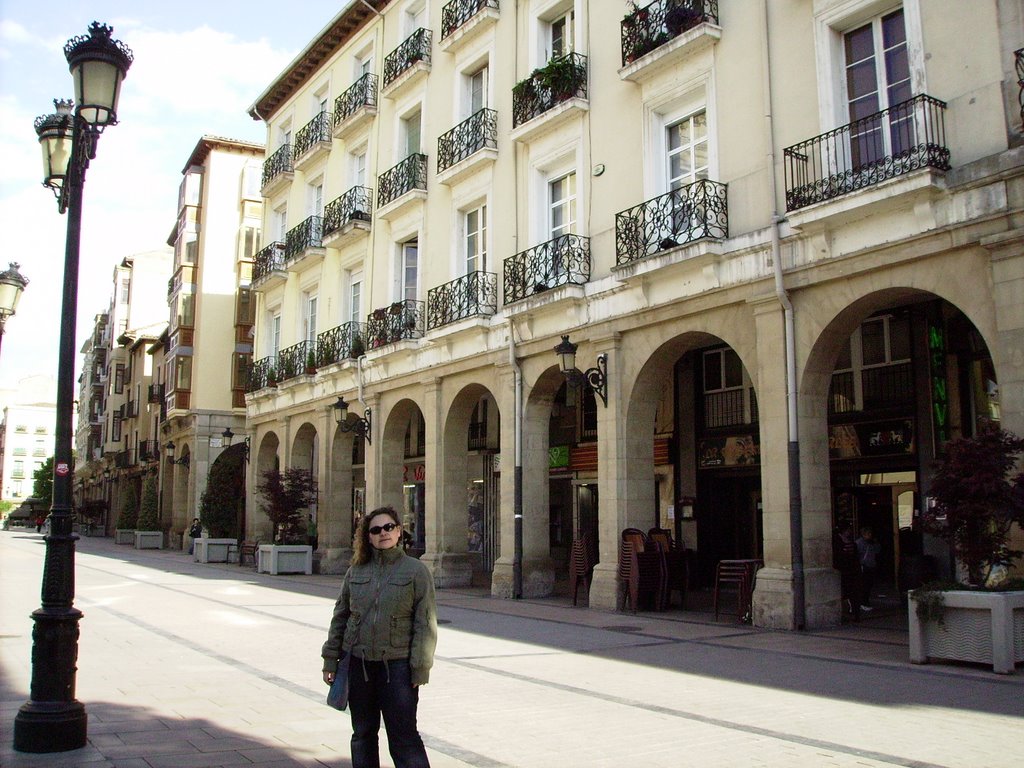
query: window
271 313 282 358
830 313 913 413
232 353 252 390
12 460 24 478
405 1 426 35
465 205 487 273
183 239 198 265
111 412 122 442
303 292 318 343
175 356 193 392
275 206 288 241
279 127 292 149
309 182 324 217
402 110 422 157
238 225 260 262
397 241 419 302
119 278 130 304
704 348 744 392
550 8 575 59
242 164 262 199
349 271 363 324
667 111 709 190
114 363 125 394
702 347 750 429
236 288 255 325
467 66 488 115
356 51 373 77
352 150 368 187
549 172 576 239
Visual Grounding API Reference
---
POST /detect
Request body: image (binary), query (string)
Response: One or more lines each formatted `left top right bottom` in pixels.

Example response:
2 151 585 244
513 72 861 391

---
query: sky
0 0 349 398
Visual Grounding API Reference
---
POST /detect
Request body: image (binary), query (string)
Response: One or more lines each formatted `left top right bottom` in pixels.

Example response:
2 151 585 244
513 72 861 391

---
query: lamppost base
13 700 87 753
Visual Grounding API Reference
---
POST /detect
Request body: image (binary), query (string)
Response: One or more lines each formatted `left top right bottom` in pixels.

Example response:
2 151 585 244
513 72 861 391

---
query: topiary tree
117 481 139 530
258 467 317 544
200 448 245 538
136 475 160 532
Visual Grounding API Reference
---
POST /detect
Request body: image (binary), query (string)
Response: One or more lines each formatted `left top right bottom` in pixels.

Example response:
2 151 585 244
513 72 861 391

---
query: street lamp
0 262 29 358
333 395 372 444
554 335 608 407
165 441 191 468
14 22 132 755
222 427 250 462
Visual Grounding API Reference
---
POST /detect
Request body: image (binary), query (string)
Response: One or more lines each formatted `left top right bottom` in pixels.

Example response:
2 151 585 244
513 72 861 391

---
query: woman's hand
323 670 335 685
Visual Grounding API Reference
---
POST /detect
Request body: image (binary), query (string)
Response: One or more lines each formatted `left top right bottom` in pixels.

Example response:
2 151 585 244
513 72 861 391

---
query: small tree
258 467 317 544
200 449 245 538
32 457 55 511
136 476 160 531
117 482 139 530
922 423 1024 586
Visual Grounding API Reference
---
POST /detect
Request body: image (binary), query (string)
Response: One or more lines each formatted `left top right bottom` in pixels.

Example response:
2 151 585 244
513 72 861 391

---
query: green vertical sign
928 321 949 448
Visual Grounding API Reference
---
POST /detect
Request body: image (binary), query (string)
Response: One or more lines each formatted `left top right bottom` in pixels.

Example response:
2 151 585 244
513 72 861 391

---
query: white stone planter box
909 589 1024 674
194 538 237 563
258 544 312 575
115 529 136 545
134 530 163 550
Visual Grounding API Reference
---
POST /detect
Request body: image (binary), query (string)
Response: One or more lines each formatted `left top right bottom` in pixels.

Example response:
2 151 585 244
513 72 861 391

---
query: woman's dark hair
352 506 402 565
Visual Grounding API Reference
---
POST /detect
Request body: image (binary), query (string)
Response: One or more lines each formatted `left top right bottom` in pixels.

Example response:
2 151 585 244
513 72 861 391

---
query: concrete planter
194 538 237 563
134 530 163 550
257 544 312 575
115 529 136 545
909 589 1024 674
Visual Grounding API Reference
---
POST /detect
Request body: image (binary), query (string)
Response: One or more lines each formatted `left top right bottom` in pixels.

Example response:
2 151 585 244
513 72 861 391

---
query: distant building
1 375 58 502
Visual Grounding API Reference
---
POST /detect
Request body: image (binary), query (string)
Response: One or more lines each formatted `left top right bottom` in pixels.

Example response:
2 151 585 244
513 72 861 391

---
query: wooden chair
713 559 762 621
649 528 688 609
618 529 666 613
569 535 594 606
239 540 260 568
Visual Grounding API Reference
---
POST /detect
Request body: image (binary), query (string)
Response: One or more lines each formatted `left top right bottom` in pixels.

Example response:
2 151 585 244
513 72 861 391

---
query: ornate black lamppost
0 262 29 359
554 335 608 406
14 22 132 754
333 395 372 444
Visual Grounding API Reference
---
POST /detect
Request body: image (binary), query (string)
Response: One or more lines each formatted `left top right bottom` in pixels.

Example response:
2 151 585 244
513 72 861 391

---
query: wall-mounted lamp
333 396 371 444
554 335 608 407
221 427 250 462
164 440 190 468
102 468 111 481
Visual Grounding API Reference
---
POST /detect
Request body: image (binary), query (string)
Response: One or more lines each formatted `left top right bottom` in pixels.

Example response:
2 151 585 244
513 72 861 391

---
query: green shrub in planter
117 482 139 530
136 476 160 532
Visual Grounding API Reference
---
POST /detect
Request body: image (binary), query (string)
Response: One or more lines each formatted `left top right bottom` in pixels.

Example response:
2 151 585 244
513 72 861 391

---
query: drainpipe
509 329 523 599
763 0 805 629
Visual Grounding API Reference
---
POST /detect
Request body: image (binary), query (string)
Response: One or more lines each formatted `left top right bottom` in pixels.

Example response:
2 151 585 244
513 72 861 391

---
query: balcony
261 143 293 197
333 73 378 140
114 449 134 469
437 108 498 186
377 154 428 220
427 271 497 331
503 234 591 304
784 94 950 214
247 356 277 392
122 399 138 419
619 0 721 82
317 321 367 366
614 179 728 267
138 440 160 462
440 0 499 54
322 186 373 248
252 242 287 291
277 340 317 381
367 301 425 349
381 28 432 100
293 111 333 171
511 53 588 143
284 215 325 271
147 383 164 403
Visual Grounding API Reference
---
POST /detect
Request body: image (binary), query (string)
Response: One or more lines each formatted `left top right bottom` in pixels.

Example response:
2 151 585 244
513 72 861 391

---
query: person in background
856 526 881 612
833 524 861 620
187 518 202 555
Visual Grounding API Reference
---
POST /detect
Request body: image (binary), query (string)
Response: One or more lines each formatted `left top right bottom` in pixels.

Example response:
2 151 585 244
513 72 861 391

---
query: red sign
55 462 70 476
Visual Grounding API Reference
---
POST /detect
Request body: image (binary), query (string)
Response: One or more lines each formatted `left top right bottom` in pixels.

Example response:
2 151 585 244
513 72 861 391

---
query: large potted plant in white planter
256 467 316 575
114 482 138 544
195 449 244 563
134 476 163 549
910 424 1024 674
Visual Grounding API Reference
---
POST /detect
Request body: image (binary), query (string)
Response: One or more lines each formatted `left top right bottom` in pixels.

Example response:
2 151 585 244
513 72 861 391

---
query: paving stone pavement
1 530 1021 767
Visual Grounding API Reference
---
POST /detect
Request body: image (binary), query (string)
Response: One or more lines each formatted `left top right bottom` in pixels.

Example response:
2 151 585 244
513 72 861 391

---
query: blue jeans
348 657 429 768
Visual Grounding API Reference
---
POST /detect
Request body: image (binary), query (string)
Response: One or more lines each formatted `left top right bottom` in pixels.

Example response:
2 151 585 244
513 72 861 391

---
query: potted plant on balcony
265 366 278 388
256 467 317 574
195 448 244 562
305 350 318 375
134 475 163 549
533 54 580 102
665 2 702 36
350 334 366 359
909 423 1024 673
114 482 138 544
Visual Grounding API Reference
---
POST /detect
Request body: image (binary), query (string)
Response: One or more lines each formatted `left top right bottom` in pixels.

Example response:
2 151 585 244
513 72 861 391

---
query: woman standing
322 506 437 768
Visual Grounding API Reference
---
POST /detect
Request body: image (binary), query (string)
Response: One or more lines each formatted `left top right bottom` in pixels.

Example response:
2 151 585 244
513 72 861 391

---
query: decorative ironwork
620 0 718 66
284 215 323 262
114 449 134 468
441 0 499 40
146 383 164 403
437 108 498 173
427 271 498 329
615 179 728 265
277 339 316 380
323 186 373 236
247 356 277 392
503 234 590 304
1016 48 1024 131
512 52 588 128
261 143 292 188
317 321 367 365
367 300 425 348
293 110 332 159
253 241 286 283
383 28 432 88
378 154 427 208
783 93 950 212
335 73 378 127
138 440 159 462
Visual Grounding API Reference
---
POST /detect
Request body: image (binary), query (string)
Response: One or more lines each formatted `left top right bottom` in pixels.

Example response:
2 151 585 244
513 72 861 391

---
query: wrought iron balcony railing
138 439 160 462
512 52 587 128
317 321 367 366
253 241 286 283
323 186 373 236
383 28 432 88
261 143 293 188
284 215 323 262
615 179 728 265
620 0 718 66
277 339 317 381
437 108 498 173
147 383 164 403
247 356 277 392
1016 48 1024 131
503 234 590 303
114 449 134 469
335 73 378 127
427 271 498 330
293 110 332 158
367 301 425 348
783 93 950 212
378 154 428 208
441 0 499 40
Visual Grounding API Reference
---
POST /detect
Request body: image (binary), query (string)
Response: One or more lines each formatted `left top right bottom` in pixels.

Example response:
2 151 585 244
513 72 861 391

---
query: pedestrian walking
34 513 46 533
856 525 881 611
187 518 202 555
322 506 437 768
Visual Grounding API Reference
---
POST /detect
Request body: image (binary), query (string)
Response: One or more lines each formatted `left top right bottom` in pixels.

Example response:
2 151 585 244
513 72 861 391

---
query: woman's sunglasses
368 522 399 535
